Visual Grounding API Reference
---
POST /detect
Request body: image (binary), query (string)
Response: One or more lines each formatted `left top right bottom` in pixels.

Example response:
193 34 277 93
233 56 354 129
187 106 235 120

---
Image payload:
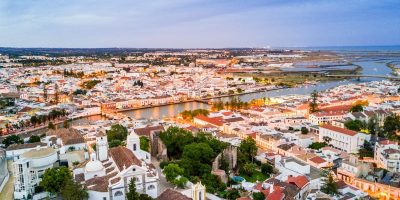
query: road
0 160 14 200
151 157 174 195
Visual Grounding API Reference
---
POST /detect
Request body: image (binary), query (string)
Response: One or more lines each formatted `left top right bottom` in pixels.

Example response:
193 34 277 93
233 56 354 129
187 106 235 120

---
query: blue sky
0 0 399 48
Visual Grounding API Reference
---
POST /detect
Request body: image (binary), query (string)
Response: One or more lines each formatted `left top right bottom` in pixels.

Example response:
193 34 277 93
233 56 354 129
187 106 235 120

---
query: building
13 147 58 199
374 140 400 172
73 130 159 200
6 142 48 160
45 128 86 154
318 124 370 153
158 182 208 200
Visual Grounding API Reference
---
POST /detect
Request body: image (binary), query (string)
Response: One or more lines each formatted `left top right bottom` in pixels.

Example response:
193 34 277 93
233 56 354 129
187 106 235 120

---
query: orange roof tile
320 124 357 136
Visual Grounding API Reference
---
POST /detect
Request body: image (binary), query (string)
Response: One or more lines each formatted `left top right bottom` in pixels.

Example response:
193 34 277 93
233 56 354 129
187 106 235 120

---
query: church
73 130 159 200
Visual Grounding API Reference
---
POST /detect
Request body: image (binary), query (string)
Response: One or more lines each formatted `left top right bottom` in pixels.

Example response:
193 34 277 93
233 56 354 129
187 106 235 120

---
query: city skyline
1 0 400 48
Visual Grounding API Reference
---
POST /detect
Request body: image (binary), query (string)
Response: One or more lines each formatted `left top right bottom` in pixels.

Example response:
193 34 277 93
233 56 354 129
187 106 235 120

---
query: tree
219 154 230 174
240 162 257 176
308 142 327 150
226 188 240 200
179 142 215 177
253 192 265 200
323 136 332 144
107 124 128 142
159 127 195 159
200 173 226 194
2 135 23 147
344 120 364 131
48 122 56 130
126 179 140 200
309 90 319 113
43 84 48 101
261 163 273 174
60 178 88 200
40 167 72 194
358 141 374 158
30 115 38 126
239 137 257 163
54 83 59 104
212 100 225 111
139 136 150 152
63 120 70 129
163 163 185 182
301 127 309 134
28 135 41 143
383 114 400 140
173 176 188 188
321 170 338 196
350 104 364 112
108 139 122 148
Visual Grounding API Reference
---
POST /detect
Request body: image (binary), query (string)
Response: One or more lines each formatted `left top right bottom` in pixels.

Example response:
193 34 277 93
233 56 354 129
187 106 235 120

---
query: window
114 191 123 196
133 144 137 151
147 185 155 190
103 197 107 200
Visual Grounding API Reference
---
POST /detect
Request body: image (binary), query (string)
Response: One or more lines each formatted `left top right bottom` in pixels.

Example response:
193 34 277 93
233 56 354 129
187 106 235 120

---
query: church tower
191 182 206 200
96 131 108 161
127 130 140 153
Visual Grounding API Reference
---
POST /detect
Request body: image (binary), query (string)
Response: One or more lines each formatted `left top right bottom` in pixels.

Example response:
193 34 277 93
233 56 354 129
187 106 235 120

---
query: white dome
85 160 104 173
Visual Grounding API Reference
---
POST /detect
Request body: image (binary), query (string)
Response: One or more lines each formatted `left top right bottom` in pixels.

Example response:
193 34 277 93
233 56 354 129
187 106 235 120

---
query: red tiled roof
378 140 397 145
194 115 223 126
157 189 191 200
287 175 309 189
109 146 142 171
134 125 164 137
320 124 357 136
309 156 326 164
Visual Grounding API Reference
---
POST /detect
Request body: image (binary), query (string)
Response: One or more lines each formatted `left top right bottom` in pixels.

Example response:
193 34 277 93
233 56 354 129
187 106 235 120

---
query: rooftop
21 147 56 159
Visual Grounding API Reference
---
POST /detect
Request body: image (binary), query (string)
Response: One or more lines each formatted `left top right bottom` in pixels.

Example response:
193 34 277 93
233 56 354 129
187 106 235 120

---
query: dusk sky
1 0 400 48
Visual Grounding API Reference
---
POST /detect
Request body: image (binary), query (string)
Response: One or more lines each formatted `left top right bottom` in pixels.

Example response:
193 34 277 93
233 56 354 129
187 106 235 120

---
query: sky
0 0 399 48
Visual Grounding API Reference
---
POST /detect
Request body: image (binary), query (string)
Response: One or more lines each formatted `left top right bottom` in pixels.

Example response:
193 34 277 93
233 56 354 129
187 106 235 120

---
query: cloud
0 0 399 47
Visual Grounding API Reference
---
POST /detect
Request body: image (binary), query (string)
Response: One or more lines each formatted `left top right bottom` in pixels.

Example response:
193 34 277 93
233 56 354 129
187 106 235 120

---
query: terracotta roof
287 175 309 189
109 146 142 171
85 172 118 192
194 115 223 126
309 156 327 164
47 128 85 145
157 189 191 200
224 117 244 123
320 124 357 136
134 125 164 137
378 139 397 145
74 173 84 183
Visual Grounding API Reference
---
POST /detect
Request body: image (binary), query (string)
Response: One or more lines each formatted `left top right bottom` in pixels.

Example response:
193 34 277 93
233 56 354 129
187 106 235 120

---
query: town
0 47 400 200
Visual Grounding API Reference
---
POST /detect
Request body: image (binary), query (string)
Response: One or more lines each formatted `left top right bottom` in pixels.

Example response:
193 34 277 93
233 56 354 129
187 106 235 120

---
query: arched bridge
326 74 400 81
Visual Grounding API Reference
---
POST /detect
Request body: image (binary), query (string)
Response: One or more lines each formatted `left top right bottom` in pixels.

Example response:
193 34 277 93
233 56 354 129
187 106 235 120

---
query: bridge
326 74 400 81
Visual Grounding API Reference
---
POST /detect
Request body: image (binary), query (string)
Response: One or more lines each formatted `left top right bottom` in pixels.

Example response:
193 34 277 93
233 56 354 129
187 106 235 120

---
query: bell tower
191 182 206 200
127 130 140 153
96 131 108 161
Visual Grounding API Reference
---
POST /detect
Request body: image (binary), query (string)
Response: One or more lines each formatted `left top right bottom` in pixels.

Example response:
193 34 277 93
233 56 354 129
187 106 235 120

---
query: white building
374 140 400 172
13 147 58 199
73 130 159 200
319 124 370 153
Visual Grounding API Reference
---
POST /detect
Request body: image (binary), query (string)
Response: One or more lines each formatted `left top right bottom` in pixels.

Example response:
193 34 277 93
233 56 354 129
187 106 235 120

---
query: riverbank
111 86 286 113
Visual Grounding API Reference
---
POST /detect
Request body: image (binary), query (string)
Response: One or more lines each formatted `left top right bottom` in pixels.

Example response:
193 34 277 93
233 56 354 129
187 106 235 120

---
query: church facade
73 130 159 200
